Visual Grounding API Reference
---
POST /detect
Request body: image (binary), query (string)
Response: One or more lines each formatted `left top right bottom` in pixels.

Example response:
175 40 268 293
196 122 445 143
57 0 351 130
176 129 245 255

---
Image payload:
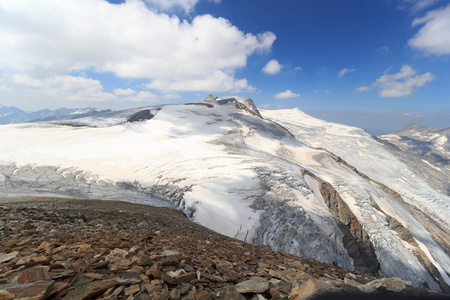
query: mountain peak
203 94 219 102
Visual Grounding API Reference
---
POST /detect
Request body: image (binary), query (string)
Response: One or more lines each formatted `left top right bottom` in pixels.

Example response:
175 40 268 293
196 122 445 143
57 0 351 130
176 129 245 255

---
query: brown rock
149 268 162 278
62 280 117 300
83 273 104 280
222 270 240 283
118 271 142 286
0 289 15 300
161 273 178 285
235 277 269 294
52 246 66 254
145 282 163 295
17 266 51 284
77 244 91 253
110 259 132 270
192 290 215 300
37 241 51 251
110 248 128 258
1 280 54 300
175 272 197 283
0 251 19 264
363 277 412 293
289 278 341 300
217 286 245 300
124 284 141 296
46 281 71 299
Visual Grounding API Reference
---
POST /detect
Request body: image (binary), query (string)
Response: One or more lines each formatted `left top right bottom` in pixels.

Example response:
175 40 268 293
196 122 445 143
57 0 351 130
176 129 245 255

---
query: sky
0 0 449 133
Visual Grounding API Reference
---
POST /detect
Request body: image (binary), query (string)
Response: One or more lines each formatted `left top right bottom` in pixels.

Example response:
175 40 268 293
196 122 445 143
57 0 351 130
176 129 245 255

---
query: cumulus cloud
145 70 254 92
355 86 370 93
123 91 161 102
274 90 300 99
2 73 164 109
356 65 434 97
337 68 356 78
114 88 137 96
10 74 116 103
262 60 283 75
0 0 275 106
409 3 450 55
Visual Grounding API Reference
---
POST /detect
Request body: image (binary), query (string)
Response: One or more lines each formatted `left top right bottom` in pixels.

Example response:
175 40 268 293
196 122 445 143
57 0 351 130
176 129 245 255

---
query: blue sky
0 0 449 133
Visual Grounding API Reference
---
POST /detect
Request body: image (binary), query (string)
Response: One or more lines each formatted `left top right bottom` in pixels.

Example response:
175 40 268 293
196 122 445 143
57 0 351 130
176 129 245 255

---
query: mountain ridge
0 105 111 125
0 96 449 292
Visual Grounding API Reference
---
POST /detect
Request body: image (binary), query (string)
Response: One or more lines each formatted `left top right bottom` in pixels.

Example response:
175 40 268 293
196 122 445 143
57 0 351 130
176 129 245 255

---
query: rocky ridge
0 197 446 300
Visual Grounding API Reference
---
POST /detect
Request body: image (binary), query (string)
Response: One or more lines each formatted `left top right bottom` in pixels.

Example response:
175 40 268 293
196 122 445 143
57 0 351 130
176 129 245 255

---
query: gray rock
218 286 245 300
203 94 218 102
118 272 142 286
363 277 412 293
160 250 181 256
235 277 269 294
0 251 19 263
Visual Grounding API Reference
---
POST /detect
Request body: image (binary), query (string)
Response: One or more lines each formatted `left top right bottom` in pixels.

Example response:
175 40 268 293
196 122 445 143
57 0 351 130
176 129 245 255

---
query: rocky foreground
0 198 447 300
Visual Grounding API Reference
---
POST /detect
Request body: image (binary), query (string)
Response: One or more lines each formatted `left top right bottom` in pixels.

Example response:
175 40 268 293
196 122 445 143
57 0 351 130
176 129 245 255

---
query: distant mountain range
0 105 111 125
376 124 450 196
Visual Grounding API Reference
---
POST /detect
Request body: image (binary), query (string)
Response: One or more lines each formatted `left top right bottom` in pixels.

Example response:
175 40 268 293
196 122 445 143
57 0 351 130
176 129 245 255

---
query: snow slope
0 100 449 291
376 124 450 196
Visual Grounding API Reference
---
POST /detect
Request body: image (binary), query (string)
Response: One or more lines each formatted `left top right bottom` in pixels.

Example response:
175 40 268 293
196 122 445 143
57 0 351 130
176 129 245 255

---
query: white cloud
274 90 300 99
355 86 371 93
337 68 356 78
358 65 434 97
377 46 390 54
399 0 440 11
145 70 254 92
114 88 136 96
123 91 161 102
262 60 283 75
2 73 167 110
0 0 275 105
409 3 450 55
294 66 303 72
401 112 425 118
9 74 116 103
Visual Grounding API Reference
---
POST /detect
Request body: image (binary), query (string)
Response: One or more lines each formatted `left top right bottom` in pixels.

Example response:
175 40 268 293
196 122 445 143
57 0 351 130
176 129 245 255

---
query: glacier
0 97 449 291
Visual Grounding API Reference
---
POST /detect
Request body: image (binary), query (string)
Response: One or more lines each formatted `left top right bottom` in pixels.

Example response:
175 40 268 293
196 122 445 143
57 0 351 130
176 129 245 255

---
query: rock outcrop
0 197 444 299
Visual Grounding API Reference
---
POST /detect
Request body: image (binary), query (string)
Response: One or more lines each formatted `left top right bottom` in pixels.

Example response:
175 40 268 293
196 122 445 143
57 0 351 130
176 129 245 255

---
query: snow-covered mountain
0 105 111 124
0 96 449 292
375 124 450 196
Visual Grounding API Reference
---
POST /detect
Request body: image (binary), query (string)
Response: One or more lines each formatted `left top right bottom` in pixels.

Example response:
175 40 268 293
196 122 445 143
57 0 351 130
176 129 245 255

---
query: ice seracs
0 96 449 292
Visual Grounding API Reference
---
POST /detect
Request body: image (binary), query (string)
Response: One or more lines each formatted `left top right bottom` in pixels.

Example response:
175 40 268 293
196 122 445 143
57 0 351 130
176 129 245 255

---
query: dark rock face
238 98 263 118
127 109 154 122
185 102 214 108
302 170 379 275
